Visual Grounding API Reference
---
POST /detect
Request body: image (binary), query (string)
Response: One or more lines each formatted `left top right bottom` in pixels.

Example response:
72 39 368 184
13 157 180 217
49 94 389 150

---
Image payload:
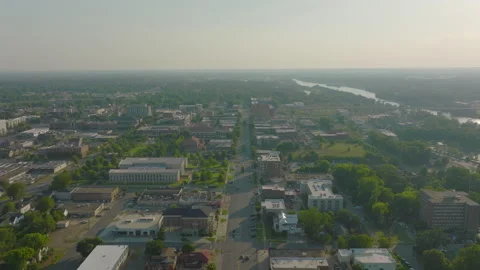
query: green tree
36 197 55 212
206 263 217 270
337 236 348 249
335 209 360 230
298 208 333 240
371 202 391 227
145 240 164 257
7 183 25 199
352 264 363 270
377 232 396 248
1 202 16 215
316 160 331 173
76 237 104 258
181 244 195 253
423 249 451 270
51 209 66 222
347 234 373 248
156 227 166 241
19 233 49 251
391 189 419 222
4 247 35 270
451 244 480 270
376 164 406 193
0 228 17 254
415 229 448 254
51 171 71 190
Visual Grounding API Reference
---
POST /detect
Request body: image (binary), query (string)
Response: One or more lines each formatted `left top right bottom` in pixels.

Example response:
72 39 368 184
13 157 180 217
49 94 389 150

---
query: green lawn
191 172 225 188
128 145 148 155
295 142 366 158
256 223 264 240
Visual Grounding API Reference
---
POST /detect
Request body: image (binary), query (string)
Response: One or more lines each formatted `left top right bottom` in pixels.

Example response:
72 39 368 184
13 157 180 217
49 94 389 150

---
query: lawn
191 172 225 188
295 142 366 158
128 145 148 155
256 223 264 240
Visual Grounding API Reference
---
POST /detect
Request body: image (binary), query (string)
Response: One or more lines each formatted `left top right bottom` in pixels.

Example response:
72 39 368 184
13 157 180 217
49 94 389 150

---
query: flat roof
72 187 118 194
58 202 103 213
114 214 162 230
262 199 286 210
259 155 280 162
262 185 285 192
422 189 479 206
119 157 186 167
306 180 343 199
109 168 180 174
270 257 328 269
77 245 128 270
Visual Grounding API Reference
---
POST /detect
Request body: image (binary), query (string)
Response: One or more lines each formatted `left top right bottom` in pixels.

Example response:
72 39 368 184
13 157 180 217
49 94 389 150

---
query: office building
420 189 480 232
262 199 286 214
258 153 282 178
112 214 163 237
109 157 187 184
127 104 152 117
261 185 285 200
300 180 343 212
162 207 213 235
71 187 120 202
77 245 129 270
337 249 396 270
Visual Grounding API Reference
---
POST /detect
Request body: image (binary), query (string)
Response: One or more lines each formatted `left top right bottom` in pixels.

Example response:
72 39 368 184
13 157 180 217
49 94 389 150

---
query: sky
1 0 480 71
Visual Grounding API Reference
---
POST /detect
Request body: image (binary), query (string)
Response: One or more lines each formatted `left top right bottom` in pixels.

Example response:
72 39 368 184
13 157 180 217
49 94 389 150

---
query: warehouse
70 186 120 202
77 245 129 270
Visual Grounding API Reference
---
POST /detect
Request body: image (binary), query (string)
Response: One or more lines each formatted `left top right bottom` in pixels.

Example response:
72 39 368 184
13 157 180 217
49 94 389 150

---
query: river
294 79 480 124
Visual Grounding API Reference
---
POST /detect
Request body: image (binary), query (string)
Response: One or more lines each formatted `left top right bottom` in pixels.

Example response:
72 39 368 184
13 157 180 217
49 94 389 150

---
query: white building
19 128 49 138
300 180 343 212
273 212 302 234
112 214 163 237
270 257 329 270
261 199 286 214
337 249 396 270
119 157 187 174
77 245 129 270
127 104 152 117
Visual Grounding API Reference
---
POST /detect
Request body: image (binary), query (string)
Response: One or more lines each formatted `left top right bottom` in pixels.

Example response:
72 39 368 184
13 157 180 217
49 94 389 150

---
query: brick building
70 187 120 202
162 207 212 235
420 189 480 232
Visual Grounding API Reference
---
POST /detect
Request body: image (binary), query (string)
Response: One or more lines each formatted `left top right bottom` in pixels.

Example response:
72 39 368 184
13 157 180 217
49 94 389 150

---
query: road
218 111 260 270
49 194 134 270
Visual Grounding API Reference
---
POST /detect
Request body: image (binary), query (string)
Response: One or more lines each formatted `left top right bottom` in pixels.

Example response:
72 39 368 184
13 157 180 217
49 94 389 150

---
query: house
144 248 177 270
8 213 24 226
176 250 211 270
16 203 32 214
273 212 302 234
182 137 205 153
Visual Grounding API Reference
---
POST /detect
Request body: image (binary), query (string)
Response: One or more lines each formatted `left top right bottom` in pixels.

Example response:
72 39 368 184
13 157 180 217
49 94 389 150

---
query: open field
295 142 366 158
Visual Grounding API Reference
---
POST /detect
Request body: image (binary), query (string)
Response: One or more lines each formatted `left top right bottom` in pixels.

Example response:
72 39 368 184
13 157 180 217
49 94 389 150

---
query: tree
298 208 333 240
352 265 363 270
145 240 164 257
36 197 54 212
19 233 49 251
337 236 348 249
51 171 71 190
452 244 480 270
0 228 17 253
415 229 448 254
391 189 419 222
206 263 217 270
376 164 406 193
316 160 331 173
76 237 104 258
371 202 391 227
377 232 396 248
7 183 25 199
347 234 373 248
423 249 451 270
1 202 15 215
4 247 35 270
156 227 165 241
181 244 195 253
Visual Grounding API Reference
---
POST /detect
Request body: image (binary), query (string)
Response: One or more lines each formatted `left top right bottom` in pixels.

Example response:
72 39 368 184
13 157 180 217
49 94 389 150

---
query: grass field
128 145 148 155
295 142 366 158
191 172 225 188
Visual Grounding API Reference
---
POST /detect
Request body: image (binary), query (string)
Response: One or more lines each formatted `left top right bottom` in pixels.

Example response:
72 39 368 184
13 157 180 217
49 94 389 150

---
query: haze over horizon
1 0 480 71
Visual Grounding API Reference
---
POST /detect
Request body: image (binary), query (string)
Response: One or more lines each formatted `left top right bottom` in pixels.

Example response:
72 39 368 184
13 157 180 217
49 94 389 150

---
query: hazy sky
1 0 480 71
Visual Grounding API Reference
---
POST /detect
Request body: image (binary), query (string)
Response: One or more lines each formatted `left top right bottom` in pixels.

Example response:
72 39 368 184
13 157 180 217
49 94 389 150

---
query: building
261 185 285 200
300 180 343 212
38 138 89 158
179 104 203 113
273 212 302 234
176 250 211 270
137 126 179 137
251 104 273 120
181 136 205 153
262 199 286 214
77 245 129 270
57 202 104 217
256 135 280 148
0 120 6 135
56 220 70 228
270 257 329 270
0 163 29 184
207 139 233 151
127 104 152 117
337 249 396 270
258 153 282 178
275 129 298 140
420 189 480 232
188 123 217 140
112 214 163 237
18 128 49 138
28 161 68 175
145 248 177 270
162 207 212 235
71 187 120 202
109 157 188 184
16 203 32 214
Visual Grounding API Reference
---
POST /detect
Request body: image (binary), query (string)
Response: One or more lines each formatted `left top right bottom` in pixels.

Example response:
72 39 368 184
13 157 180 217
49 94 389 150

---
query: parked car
80 220 88 224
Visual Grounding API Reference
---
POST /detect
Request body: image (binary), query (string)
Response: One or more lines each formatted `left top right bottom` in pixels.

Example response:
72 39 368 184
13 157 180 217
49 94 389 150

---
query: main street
218 110 261 270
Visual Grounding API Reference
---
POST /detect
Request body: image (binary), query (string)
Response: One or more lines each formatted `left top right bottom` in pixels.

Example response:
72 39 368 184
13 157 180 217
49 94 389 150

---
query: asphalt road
219 112 260 270
49 194 134 270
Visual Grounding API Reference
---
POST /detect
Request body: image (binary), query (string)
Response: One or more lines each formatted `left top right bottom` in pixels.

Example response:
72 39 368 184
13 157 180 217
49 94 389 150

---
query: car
95 213 103 217
80 220 88 224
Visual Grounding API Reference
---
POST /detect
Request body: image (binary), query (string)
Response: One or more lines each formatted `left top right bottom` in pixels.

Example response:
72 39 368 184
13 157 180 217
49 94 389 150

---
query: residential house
176 251 211 270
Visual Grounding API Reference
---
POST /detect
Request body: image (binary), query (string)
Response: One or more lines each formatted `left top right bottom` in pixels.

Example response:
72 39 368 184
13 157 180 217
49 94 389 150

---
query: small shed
56 220 70 228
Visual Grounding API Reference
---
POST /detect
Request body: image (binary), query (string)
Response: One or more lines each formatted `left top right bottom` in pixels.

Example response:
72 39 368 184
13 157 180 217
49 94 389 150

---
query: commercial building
181 136 205 153
162 207 213 235
38 138 89 158
77 245 129 270
0 163 29 184
261 185 285 200
18 128 49 138
127 104 152 117
275 129 298 140
28 161 67 175
262 199 286 214
188 123 217 140
420 189 480 232
57 202 104 218
256 135 280 147
273 212 302 234
207 139 233 151
258 153 282 178
270 257 329 270
112 214 163 237
137 126 179 137
337 249 396 270
109 157 188 184
300 180 343 212
179 104 203 113
71 187 120 202
251 103 273 120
